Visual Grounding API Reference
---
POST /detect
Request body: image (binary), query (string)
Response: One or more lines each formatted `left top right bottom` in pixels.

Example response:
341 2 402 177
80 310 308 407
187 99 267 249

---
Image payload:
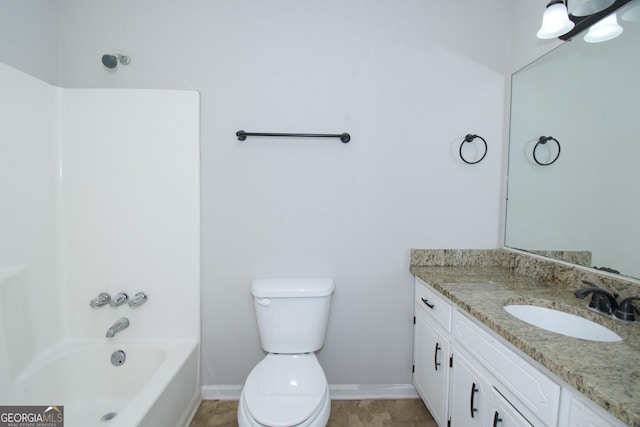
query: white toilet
238 278 335 427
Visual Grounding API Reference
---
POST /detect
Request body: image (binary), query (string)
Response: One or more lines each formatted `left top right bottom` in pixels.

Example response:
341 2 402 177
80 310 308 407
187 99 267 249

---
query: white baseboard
201 384 243 400
329 384 418 400
201 384 418 401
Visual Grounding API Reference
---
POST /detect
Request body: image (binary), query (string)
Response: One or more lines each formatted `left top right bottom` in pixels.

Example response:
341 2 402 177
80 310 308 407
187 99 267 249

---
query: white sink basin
504 305 622 342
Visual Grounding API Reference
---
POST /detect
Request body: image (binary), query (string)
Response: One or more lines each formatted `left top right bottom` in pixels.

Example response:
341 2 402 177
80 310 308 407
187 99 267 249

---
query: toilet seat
238 388 330 427
244 353 327 427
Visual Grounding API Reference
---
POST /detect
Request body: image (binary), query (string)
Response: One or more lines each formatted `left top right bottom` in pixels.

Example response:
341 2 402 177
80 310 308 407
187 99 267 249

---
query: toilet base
237 387 331 427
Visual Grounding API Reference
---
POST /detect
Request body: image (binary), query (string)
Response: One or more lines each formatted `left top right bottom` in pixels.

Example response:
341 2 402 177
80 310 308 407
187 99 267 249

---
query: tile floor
189 399 436 427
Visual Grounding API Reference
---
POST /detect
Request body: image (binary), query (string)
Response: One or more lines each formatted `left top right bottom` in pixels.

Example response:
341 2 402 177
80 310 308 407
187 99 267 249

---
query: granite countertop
410 264 640 427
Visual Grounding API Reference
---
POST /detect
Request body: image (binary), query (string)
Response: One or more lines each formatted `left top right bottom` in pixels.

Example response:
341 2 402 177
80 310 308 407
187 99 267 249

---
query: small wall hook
459 134 488 164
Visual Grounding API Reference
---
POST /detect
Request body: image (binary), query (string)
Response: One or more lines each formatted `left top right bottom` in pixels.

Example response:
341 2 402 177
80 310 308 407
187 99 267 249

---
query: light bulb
584 13 624 43
537 1 576 39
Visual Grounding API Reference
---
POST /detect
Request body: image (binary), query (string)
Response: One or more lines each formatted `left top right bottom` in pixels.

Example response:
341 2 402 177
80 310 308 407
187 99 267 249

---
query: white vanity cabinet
413 280 452 427
452 308 560 426
449 345 533 427
413 278 556 427
413 277 628 427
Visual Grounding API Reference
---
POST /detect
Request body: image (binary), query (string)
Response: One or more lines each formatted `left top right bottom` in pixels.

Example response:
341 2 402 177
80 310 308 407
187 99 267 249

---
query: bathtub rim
5 338 200 427
13 337 195 383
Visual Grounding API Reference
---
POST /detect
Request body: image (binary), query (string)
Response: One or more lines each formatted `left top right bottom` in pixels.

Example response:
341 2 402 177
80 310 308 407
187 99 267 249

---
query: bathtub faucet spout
106 317 129 338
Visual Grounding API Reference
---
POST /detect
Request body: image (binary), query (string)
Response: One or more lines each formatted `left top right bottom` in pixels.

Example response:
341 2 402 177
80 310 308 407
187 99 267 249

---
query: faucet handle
615 297 640 322
128 292 147 307
110 292 129 307
90 292 111 308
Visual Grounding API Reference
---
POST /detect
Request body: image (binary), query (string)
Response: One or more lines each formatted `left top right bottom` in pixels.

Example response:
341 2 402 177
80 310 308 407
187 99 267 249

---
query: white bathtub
0 339 200 427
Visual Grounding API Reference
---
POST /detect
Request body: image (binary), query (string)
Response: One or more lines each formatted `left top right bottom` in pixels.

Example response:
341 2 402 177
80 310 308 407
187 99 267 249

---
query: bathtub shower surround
0 63 201 427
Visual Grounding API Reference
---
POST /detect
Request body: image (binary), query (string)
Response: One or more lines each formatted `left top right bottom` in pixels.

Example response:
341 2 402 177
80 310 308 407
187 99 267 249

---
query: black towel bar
236 130 350 143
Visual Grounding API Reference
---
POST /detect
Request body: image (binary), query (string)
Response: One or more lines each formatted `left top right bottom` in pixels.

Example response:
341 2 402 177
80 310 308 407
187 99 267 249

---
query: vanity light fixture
537 0 634 40
537 0 575 39
584 12 624 42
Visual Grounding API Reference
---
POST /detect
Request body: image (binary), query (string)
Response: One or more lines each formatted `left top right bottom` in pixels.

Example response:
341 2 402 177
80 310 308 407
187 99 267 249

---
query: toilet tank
251 278 334 354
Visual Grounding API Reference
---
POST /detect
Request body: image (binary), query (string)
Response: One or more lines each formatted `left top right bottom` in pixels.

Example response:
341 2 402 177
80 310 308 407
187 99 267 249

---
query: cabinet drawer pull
470 382 479 418
434 342 441 371
421 297 435 309
493 411 503 426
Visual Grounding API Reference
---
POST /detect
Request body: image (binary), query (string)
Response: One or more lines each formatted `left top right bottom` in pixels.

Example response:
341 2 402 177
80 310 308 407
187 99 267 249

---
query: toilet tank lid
251 278 334 298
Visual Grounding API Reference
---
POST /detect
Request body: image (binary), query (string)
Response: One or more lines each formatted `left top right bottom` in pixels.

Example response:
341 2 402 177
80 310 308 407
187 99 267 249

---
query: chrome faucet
106 317 129 338
90 292 111 308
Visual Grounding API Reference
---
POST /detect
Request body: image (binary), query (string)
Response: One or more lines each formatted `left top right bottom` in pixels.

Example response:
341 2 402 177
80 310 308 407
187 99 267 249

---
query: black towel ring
533 136 561 166
459 134 487 165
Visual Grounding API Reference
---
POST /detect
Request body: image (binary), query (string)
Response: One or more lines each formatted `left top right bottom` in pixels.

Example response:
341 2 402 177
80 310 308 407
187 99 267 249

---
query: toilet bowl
238 354 331 427
238 278 335 427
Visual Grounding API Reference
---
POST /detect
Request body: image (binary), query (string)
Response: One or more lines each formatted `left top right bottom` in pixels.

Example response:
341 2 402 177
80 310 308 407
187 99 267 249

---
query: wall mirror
505 0 640 279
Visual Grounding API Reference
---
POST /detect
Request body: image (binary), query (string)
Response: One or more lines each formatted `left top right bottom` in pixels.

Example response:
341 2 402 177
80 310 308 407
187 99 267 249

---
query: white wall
55 0 510 387
59 89 201 342
0 0 60 84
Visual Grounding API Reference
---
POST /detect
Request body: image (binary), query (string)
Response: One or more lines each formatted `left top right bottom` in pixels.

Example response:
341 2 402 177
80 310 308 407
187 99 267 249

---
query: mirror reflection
505 0 640 279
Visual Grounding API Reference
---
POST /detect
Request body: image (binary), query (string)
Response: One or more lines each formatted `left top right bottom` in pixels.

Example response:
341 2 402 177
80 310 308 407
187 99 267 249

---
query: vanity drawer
453 310 560 426
415 278 452 332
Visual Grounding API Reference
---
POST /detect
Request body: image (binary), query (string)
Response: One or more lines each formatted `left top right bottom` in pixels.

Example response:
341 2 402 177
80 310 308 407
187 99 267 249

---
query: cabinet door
565 394 623 427
449 347 488 427
490 388 533 427
414 313 450 427
452 310 560 426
